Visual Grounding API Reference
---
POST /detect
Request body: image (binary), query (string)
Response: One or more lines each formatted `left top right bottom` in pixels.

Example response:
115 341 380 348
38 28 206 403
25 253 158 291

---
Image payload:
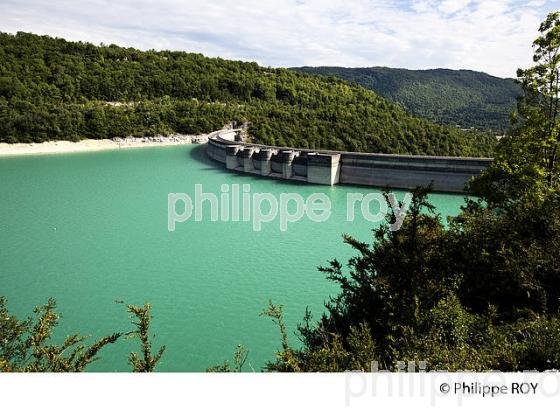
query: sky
0 0 558 78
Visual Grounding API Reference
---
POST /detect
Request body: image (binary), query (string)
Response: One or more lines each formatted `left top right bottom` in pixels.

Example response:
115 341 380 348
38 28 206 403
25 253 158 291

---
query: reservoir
0 145 466 371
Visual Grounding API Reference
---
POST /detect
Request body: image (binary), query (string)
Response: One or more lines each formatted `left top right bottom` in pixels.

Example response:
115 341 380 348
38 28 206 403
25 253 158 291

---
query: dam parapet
206 129 492 193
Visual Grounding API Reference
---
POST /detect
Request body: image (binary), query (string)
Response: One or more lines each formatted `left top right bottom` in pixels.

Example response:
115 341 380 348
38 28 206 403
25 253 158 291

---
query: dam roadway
206 129 493 193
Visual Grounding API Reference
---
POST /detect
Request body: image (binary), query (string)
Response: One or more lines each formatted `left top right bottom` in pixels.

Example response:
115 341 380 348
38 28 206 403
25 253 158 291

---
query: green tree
516 11 560 186
207 345 249 372
472 11 560 204
0 298 165 372
0 297 121 372
126 303 166 372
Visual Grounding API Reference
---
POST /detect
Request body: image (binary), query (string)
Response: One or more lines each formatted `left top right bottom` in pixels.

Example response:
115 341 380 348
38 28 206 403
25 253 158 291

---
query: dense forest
292 66 521 132
0 32 496 157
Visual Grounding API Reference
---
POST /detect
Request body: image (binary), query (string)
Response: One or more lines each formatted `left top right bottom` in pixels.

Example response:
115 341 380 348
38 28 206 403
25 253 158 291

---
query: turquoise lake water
0 145 466 371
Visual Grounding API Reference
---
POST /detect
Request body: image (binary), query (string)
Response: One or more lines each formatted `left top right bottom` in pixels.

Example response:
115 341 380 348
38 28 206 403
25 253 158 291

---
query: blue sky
0 0 558 77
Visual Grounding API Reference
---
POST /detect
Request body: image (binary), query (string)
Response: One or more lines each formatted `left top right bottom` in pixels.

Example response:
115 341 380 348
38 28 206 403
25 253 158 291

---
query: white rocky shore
112 133 209 144
0 133 209 157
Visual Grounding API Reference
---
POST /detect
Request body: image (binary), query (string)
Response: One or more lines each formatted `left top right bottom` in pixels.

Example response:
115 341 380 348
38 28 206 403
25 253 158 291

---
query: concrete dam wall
206 129 493 193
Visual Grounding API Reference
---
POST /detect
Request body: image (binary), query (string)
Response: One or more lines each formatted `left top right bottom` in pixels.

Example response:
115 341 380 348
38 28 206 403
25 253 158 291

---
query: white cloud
438 0 472 15
0 0 556 77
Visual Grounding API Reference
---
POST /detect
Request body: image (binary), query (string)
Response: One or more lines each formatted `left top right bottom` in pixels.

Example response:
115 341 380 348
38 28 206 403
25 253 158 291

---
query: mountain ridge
291 66 521 132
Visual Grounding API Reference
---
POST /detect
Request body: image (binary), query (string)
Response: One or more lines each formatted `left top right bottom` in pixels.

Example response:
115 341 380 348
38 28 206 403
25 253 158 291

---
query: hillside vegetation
292 66 521 132
0 32 496 157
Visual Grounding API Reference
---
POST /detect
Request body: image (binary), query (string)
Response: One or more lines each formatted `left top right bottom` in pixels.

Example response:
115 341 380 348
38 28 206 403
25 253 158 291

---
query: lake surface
0 145 466 371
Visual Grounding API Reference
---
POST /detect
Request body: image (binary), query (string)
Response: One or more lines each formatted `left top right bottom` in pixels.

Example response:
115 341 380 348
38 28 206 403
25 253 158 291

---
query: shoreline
0 138 206 157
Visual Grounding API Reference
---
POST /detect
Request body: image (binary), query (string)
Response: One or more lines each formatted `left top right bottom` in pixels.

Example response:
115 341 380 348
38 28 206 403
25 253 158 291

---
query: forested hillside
292 66 521 132
0 32 496 157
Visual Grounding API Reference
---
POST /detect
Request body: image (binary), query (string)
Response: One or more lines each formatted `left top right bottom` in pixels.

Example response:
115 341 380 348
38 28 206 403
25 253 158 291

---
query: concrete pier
240 146 256 172
307 153 341 185
253 148 274 176
225 145 241 170
276 150 298 180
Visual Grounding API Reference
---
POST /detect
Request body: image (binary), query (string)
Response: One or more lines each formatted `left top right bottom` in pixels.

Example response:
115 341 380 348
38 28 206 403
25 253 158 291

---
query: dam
206 129 493 193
